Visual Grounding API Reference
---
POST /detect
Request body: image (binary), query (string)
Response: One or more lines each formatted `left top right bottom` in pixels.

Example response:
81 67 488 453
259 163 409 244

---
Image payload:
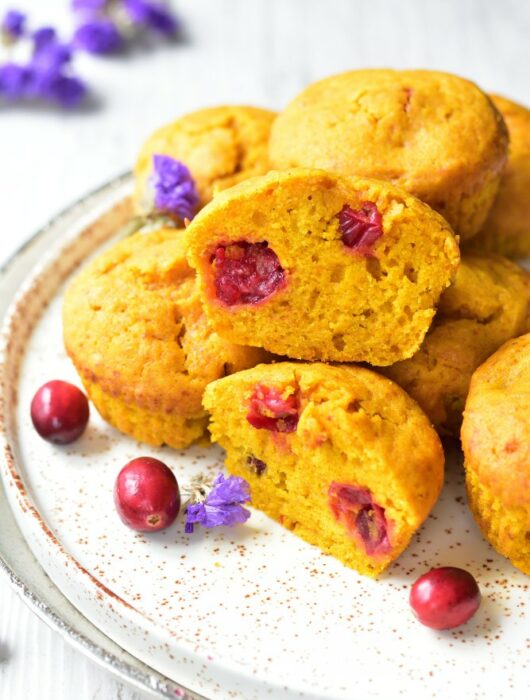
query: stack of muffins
63 70 530 578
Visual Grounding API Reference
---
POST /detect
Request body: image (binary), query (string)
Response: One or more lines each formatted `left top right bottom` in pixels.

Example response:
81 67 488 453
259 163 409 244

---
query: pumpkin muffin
63 227 268 449
185 168 460 366
269 69 508 240
383 253 530 435
462 333 530 575
203 362 444 577
134 105 276 215
466 95 530 259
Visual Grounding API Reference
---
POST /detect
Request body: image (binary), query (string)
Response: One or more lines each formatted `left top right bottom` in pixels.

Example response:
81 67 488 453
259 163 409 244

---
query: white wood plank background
0 0 529 697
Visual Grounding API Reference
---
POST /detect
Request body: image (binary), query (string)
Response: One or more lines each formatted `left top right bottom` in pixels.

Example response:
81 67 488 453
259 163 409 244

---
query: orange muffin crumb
63 227 268 448
185 168 460 366
204 362 444 577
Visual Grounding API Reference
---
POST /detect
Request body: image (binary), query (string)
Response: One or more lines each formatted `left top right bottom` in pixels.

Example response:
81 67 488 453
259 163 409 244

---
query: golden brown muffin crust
462 333 530 508
63 227 268 447
134 105 276 214
466 95 530 259
270 69 508 239
383 253 530 435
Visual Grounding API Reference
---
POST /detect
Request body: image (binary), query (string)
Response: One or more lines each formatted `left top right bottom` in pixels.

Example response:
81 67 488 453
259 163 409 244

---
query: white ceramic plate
1 175 529 700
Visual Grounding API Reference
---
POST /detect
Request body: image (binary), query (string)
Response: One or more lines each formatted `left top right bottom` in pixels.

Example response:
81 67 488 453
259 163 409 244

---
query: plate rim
0 171 207 700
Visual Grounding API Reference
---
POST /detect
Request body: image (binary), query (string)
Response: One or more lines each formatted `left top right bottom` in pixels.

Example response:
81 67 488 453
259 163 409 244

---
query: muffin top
384 252 530 434
270 69 508 235
63 227 266 416
185 167 460 366
467 95 530 258
134 105 276 213
462 333 530 507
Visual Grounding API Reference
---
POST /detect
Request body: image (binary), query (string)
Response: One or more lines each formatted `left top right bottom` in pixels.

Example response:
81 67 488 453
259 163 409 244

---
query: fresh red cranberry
410 567 481 630
211 241 285 305
246 384 298 433
114 457 180 532
328 482 390 555
30 380 89 444
338 202 383 255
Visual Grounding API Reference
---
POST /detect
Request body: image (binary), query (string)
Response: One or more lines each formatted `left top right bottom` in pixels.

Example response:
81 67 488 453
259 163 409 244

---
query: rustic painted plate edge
0 173 206 700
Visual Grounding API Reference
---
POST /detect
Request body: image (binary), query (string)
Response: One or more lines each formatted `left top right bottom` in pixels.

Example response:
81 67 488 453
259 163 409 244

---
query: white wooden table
0 0 528 697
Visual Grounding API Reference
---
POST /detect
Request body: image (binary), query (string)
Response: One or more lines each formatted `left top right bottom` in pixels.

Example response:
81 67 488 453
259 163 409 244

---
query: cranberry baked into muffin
203 362 444 577
63 227 268 449
185 168 460 366
462 334 530 575
269 69 508 240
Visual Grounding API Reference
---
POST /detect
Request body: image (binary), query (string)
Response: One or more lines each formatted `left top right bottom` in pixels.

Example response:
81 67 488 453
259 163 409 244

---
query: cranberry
211 241 285 305
338 202 383 255
410 567 481 630
30 380 89 444
328 482 390 555
246 455 267 476
114 457 180 532
246 384 298 433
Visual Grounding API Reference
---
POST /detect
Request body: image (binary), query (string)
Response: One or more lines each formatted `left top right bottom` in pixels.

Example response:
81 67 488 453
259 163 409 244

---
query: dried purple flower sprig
184 473 251 534
0 1 181 108
1 9 25 43
72 0 180 55
0 13 87 108
147 154 200 222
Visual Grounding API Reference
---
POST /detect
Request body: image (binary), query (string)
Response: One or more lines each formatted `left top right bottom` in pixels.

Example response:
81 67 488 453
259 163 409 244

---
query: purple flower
1 9 26 40
185 474 251 534
73 19 122 54
32 71 87 107
32 27 58 51
124 0 180 36
151 154 199 221
27 30 87 107
0 16 88 109
71 0 108 13
32 38 73 73
0 62 31 99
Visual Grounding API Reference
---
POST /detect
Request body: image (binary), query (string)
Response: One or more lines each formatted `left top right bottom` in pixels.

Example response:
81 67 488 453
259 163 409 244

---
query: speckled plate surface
1 175 529 700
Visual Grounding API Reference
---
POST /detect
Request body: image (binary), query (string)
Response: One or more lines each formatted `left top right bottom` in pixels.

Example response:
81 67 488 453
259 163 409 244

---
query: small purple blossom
33 71 87 107
124 0 180 36
0 62 31 99
0 18 87 108
185 474 251 534
32 36 73 73
151 154 200 221
71 0 108 13
32 27 58 51
73 18 122 54
1 9 26 40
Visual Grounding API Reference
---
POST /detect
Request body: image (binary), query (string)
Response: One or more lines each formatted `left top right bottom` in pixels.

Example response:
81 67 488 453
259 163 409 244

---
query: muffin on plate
63 227 268 449
269 69 508 240
383 252 530 435
203 362 444 577
185 168 460 366
466 95 530 259
134 105 276 216
461 333 530 575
